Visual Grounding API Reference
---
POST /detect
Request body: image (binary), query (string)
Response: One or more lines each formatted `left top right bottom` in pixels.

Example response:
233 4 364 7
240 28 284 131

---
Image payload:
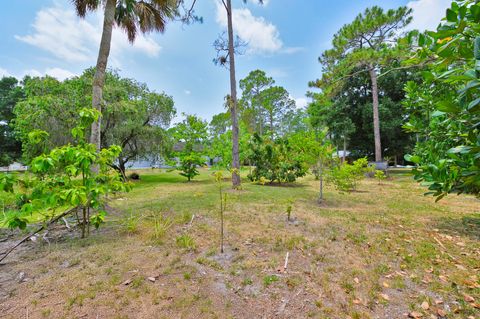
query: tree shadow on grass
260 182 308 188
433 213 480 240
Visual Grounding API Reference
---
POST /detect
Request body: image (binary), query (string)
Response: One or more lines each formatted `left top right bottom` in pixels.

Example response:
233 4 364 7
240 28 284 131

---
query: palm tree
73 0 176 152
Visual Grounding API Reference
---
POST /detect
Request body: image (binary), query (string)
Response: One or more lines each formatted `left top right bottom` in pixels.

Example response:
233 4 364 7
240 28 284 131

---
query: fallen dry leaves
421 301 429 310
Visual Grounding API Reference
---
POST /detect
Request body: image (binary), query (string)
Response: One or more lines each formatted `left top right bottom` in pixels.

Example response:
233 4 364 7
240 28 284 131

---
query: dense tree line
1 70 176 177
0 77 24 165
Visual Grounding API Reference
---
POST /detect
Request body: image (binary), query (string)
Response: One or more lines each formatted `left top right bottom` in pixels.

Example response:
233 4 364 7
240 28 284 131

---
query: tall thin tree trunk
369 67 382 162
220 189 224 253
342 135 346 163
90 0 116 154
226 0 241 188
318 159 323 203
270 112 274 139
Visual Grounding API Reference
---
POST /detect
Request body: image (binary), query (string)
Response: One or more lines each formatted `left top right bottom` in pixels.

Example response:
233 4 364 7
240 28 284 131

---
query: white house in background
333 150 351 159
0 162 28 172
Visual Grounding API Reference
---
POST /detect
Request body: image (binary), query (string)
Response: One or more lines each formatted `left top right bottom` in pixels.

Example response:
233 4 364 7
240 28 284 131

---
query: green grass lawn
0 168 479 319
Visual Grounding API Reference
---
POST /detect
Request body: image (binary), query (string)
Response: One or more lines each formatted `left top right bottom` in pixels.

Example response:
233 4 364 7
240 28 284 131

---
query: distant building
334 150 351 158
0 162 28 172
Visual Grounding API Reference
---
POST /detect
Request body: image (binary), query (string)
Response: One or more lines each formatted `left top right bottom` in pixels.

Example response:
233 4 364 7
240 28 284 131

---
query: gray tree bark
369 67 382 162
90 0 116 153
226 0 241 188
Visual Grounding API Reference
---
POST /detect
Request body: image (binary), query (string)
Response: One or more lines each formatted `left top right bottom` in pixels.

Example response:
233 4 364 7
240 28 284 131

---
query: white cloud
0 68 12 78
407 0 451 32
16 5 162 64
215 2 282 54
281 47 305 54
0 66 76 81
294 97 308 109
23 69 43 77
44 67 77 80
267 67 288 78
23 67 76 81
184 89 191 95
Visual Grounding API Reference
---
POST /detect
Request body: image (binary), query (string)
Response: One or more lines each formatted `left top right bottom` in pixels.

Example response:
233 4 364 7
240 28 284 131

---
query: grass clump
263 275 279 287
176 234 196 250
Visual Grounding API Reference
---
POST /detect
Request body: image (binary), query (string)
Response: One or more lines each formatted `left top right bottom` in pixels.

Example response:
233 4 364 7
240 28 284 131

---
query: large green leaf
436 100 461 113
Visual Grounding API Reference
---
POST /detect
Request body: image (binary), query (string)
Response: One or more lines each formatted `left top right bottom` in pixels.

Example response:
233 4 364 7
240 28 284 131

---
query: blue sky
0 0 450 123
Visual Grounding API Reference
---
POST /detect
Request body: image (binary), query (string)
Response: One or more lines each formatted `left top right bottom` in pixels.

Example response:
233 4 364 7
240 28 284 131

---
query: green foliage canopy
13 69 176 174
172 114 208 181
404 0 480 199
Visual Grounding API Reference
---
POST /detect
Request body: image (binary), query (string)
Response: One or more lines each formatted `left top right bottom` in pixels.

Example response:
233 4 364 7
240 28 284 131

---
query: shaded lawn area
0 168 479 319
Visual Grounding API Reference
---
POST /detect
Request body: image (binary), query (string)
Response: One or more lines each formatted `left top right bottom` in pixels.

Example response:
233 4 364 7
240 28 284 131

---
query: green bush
374 170 386 184
328 158 369 192
247 134 307 184
0 108 130 238
178 153 204 181
128 172 140 180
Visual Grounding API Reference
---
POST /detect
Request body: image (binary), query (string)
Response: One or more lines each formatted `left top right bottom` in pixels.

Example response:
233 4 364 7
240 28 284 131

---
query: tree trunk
369 67 382 162
270 111 273 141
118 158 128 181
226 0 241 188
318 159 323 203
220 189 224 253
342 135 346 163
90 0 116 154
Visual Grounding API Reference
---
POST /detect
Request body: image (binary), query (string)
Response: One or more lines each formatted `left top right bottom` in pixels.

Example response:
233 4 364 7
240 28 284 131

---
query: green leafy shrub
247 134 307 184
328 158 369 192
0 108 130 238
403 1 480 199
374 170 386 184
171 114 208 181
178 153 204 181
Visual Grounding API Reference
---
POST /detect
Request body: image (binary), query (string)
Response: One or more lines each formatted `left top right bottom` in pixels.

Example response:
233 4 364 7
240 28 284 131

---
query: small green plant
178 211 193 224
152 216 173 241
328 157 369 192
374 170 386 184
263 274 279 287
121 210 141 234
196 257 223 271
176 233 196 250
259 176 267 185
241 278 253 286
286 198 294 221
214 171 227 253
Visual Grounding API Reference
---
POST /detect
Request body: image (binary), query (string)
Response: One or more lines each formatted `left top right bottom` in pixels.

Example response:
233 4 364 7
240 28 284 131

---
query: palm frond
73 0 101 18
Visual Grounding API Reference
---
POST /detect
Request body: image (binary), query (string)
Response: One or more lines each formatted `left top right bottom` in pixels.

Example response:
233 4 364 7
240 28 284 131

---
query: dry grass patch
0 168 478 318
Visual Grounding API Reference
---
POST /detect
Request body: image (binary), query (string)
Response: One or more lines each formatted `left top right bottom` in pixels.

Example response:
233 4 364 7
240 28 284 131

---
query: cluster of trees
310 6 417 165
1 70 176 177
1 0 477 208
0 77 24 165
205 70 314 180
310 0 479 199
